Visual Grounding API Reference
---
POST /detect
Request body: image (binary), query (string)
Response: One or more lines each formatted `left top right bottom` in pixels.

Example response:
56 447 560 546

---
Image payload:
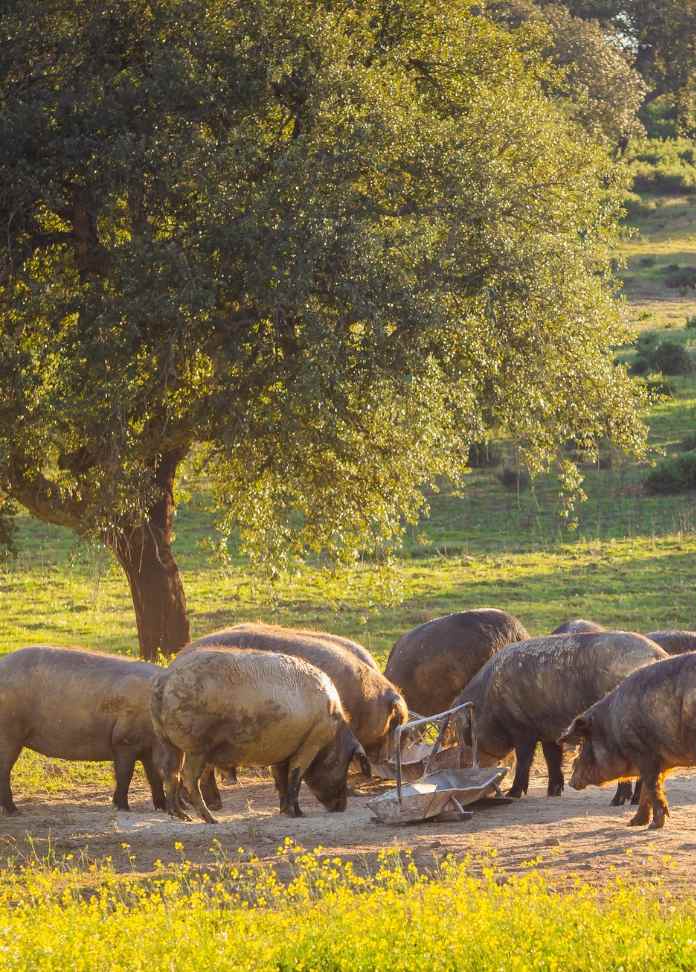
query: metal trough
367 703 508 825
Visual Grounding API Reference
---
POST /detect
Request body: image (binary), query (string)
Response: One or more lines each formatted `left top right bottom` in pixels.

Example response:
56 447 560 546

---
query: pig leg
507 738 537 798
284 731 330 817
631 779 643 804
647 771 669 830
0 742 21 815
181 752 217 824
542 741 564 797
155 741 191 821
271 761 290 813
199 766 223 812
628 773 653 827
286 767 303 818
112 749 137 810
611 781 633 806
141 753 167 811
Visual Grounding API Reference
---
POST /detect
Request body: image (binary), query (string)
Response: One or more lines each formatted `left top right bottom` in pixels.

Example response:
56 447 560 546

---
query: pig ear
351 743 372 778
559 715 592 745
388 696 407 733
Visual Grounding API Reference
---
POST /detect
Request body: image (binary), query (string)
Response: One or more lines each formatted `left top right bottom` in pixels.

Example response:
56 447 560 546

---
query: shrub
651 341 693 374
645 452 696 494
665 267 696 292
685 315 696 329
628 354 651 375
497 466 530 491
629 137 696 195
636 331 657 348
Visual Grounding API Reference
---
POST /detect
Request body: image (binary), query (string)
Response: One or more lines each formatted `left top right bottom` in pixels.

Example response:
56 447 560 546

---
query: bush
629 137 696 195
645 452 696 494
664 267 696 292
497 466 531 491
685 314 696 329
628 354 651 376
651 340 693 374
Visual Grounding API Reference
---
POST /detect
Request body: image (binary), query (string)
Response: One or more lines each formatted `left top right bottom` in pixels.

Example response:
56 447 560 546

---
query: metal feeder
367 702 508 825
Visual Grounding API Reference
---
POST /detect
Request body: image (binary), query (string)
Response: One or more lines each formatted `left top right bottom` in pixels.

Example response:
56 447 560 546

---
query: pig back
385 609 529 715
0 646 159 760
646 630 696 656
186 624 405 752
459 632 668 743
153 648 343 766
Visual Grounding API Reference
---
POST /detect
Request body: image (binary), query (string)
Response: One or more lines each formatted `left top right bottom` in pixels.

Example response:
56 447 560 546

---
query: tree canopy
0 0 646 657
544 0 696 132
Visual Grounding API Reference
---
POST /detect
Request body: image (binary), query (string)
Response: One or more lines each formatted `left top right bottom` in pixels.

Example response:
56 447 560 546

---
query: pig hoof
153 798 167 812
206 796 223 812
610 794 626 806
649 817 666 830
506 788 524 799
547 784 564 797
0 804 18 816
170 809 193 823
628 813 650 827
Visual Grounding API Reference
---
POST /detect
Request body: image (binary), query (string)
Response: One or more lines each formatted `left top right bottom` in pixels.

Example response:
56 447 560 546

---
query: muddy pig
561 652 696 829
186 624 406 759
455 632 667 798
151 647 369 823
384 609 529 716
0 646 166 814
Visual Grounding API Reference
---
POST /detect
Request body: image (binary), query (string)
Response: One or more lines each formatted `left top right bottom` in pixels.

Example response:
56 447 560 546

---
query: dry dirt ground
2 765 696 894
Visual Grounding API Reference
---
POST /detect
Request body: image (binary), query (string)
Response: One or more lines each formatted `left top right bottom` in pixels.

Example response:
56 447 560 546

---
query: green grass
1 846 695 971
620 193 696 330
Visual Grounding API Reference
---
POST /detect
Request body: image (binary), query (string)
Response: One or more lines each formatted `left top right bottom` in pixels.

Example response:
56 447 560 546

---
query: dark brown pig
551 619 605 635
454 632 668 798
384 609 529 716
561 653 696 829
151 647 369 822
646 630 696 655
186 624 407 759
0 646 166 814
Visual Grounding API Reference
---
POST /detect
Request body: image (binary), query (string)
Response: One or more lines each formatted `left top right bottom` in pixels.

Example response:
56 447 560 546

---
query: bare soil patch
3 768 696 895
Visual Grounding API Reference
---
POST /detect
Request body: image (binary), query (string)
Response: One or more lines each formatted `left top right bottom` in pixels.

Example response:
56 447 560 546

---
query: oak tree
0 0 645 657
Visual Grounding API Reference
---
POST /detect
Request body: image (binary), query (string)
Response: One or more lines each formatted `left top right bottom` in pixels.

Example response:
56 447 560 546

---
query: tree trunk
111 451 190 660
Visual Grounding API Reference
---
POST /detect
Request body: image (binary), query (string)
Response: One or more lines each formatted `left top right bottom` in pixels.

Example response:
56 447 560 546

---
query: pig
551 619 605 635
384 609 529 716
151 647 370 823
646 630 696 655
186 624 407 759
561 653 696 829
612 629 696 806
454 632 668 798
0 646 166 814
